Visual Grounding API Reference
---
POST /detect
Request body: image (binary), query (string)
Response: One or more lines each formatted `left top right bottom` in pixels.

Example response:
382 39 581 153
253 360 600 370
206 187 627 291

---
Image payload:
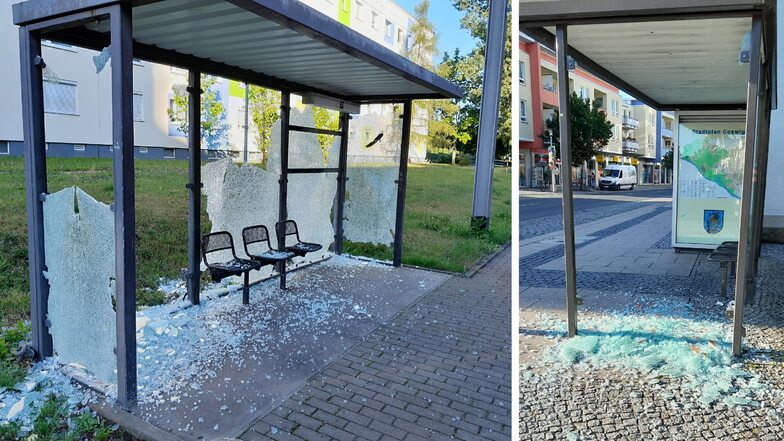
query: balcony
622 116 639 129
622 139 639 154
662 124 673 138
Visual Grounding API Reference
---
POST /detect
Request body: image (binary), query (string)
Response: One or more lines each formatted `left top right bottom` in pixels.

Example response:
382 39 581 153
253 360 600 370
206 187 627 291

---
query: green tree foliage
662 149 674 171
247 85 281 167
446 0 512 158
167 74 229 150
541 92 613 167
403 1 468 153
312 106 340 162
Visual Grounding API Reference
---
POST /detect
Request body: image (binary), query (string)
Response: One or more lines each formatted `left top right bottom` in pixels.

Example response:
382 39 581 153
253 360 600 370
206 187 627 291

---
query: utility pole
470 0 508 230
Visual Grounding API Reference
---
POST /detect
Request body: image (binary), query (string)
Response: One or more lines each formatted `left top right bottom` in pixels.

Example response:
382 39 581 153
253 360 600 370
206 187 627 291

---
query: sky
395 0 477 61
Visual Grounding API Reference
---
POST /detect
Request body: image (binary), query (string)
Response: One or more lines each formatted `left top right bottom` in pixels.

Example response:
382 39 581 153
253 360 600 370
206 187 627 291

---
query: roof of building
13 0 463 103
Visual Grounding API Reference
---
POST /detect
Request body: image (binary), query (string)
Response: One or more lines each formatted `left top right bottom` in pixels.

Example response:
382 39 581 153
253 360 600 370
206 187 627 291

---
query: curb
463 241 510 278
89 401 190 441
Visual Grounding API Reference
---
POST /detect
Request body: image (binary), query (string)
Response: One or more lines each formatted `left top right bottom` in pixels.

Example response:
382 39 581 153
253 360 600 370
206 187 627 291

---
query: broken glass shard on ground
536 296 770 407
42 187 116 383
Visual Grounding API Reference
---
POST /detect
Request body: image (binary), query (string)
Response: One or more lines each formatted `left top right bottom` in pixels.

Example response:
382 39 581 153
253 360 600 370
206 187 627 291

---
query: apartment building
0 0 424 161
519 35 623 188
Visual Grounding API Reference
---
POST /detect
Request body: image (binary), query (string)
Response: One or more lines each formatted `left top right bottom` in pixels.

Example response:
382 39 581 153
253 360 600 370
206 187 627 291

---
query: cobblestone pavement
520 195 784 440
241 247 511 441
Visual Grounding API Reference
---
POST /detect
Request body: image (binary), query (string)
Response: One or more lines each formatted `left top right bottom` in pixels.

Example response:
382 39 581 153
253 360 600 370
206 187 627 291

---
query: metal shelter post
110 1 137 408
470 0 508 230
279 92 291 224
556 24 578 338
187 68 202 305
19 26 52 360
334 112 350 255
732 14 763 357
749 59 771 282
393 100 413 267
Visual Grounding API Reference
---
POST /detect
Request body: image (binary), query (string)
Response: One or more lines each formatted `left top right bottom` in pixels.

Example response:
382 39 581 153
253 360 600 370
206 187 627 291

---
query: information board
674 115 745 248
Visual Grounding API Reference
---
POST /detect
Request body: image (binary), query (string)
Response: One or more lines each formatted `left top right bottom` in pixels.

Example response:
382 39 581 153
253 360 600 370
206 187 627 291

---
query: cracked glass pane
273 106 338 261
343 105 402 250
202 159 280 281
43 187 116 383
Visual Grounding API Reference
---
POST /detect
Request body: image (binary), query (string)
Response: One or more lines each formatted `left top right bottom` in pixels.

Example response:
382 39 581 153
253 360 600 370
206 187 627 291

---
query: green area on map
681 135 743 199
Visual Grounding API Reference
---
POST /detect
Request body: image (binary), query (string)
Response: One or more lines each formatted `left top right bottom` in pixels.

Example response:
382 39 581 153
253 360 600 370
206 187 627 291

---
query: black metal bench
202 231 262 304
242 225 296 290
708 241 738 299
275 220 323 289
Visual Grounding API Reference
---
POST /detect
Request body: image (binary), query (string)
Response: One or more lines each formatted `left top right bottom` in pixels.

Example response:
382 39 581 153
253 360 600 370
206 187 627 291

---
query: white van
599 164 637 190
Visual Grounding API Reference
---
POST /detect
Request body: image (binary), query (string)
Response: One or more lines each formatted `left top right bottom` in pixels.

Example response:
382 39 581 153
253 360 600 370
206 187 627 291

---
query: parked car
599 164 637 190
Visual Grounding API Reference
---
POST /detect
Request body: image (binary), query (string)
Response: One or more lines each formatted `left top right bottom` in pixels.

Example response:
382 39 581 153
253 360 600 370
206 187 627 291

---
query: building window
371 11 378 29
169 96 185 122
0 141 8 155
43 80 77 115
519 62 526 84
520 100 528 123
384 20 395 43
341 0 349 12
139 146 149 154
133 92 144 122
163 148 175 159
73 144 85 152
355 1 363 19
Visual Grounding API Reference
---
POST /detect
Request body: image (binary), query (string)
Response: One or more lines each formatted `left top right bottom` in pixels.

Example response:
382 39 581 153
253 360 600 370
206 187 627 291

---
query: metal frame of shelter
520 0 775 357
13 0 461 408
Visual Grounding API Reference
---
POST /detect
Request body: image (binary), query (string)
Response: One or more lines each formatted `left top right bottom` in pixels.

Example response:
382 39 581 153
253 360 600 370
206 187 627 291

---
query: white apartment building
0 0 426 161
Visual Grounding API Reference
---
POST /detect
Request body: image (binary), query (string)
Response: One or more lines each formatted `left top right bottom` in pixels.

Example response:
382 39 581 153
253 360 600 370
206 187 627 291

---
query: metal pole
279 92 290 223
243 83 249 164
110 1 137 408
186 68 202 305
470 0 508 230
732 15 762 357
749 63 770 281
334 112 350 255
19 27 52 360
278 92 290 289
393 100 413 267
556 24 578 338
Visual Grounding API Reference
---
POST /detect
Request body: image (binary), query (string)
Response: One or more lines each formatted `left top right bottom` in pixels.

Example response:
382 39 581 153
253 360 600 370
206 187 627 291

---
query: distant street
520 185 673 221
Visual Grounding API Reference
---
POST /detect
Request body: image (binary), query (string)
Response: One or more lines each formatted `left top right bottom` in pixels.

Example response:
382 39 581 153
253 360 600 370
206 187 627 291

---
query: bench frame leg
720 262 728 299
242 271 250 305
278 261 287 290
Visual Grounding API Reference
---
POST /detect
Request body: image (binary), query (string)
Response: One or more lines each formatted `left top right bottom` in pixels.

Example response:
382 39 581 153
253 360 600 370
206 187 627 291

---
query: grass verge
0 157 511 325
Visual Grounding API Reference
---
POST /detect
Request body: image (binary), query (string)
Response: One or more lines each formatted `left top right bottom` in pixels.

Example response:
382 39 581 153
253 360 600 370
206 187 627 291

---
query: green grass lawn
0 157 510 325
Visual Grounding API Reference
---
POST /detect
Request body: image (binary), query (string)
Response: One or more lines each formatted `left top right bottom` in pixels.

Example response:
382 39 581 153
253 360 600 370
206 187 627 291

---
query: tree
247 85 281 167
403 1 469 153
447 0 512 158
541 92 613 167
662 149 674 171
168 74 229 151
312 106 340 162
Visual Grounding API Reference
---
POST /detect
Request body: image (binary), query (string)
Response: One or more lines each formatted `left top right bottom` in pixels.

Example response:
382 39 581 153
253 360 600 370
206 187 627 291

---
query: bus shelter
12 0 462 410
520 0 776 357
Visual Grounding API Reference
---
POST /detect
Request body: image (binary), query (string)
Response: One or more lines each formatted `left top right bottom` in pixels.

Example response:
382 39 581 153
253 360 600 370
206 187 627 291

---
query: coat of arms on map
704 209 724 234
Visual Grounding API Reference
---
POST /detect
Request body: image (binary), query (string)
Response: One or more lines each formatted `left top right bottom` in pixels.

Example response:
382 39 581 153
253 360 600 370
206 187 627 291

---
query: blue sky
395 0 477 60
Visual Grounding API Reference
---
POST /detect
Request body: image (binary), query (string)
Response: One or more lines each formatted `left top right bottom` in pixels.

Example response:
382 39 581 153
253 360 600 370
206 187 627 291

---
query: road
520 185 673 220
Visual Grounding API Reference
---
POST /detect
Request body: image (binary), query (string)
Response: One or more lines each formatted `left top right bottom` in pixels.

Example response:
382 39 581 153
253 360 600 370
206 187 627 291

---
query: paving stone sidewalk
520 216 784 441
241 247 512 441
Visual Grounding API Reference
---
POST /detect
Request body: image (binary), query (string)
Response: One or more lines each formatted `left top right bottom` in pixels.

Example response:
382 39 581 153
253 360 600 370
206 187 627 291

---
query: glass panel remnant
43 187 117 383
343 106 402 247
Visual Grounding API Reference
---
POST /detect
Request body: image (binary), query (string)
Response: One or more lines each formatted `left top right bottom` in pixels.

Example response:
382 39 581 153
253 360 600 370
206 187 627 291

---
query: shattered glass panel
273 107 338 261
202 159 280 281
43 187 116 383
343 104 402 248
